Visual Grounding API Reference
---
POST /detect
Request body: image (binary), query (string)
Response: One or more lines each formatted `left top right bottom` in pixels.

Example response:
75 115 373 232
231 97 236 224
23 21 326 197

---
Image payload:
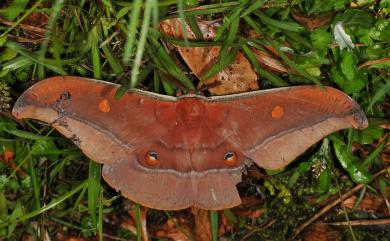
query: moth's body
151 97 244 173
13 76 368 210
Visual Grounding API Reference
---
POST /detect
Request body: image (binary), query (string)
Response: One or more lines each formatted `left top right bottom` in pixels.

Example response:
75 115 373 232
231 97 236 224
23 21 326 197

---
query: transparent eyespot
224 151 237 166
145 151 159 166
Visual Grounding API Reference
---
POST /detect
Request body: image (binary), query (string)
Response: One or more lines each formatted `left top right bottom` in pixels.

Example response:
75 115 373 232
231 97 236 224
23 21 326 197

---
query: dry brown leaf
55 232 91 241
22 234 34 241
232 207 263 218
126 206 149 241
0 16 47 35
343 187 390 214
2 147 14 162
247 31 293 72
191 208 212 241
22 12 49 28
245 165 266 179
160 18 258 95
231 196 263 219
1 147 25 176
252 49 289 73
154 217 194 241
120 218 137 236
219 213 234 237
247 29 262 39
292 12 334 31
303 224 341 241
381 145 390 163
153 208 213 241
155 230 192 241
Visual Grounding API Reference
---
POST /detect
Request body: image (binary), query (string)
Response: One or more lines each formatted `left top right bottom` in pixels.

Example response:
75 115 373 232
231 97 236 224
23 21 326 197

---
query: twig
7 34 46 44
288 168 389 241
0 16 47 35
323 218 390 226
358 58 390 69
239 219 277 241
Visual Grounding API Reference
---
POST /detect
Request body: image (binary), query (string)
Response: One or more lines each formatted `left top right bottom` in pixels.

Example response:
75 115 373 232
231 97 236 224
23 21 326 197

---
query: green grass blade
164 211 195 241
89 26 102 79
154 69 161 92
116 0 177 7
201 47 239 81
0 56 33 75
1 0 29 20
360 137 387 169
0 0 44 37
177 0 189 45
166 2 239 18
368 79 390 112
161 78 175 95
123 0 142 63
186 15 203 39
0 181 88 228
115 63 154 99
242 44 288 87
5 41 68 75
88 161 101 231
70 183 88 215
7 201 23 238
260 39 322 86
243 15 262 34
130 0 153 87
135 204 142 241
220 9 241 60
38 0 64 72
29 156 41 209
101 45 124 76
147 37 195 90
284 31 313 50
3 128 55 140
210 210 218 241
98 186 104 241
151 28 225 47
254 11 307 33
215 8 241 41
241 0 266 18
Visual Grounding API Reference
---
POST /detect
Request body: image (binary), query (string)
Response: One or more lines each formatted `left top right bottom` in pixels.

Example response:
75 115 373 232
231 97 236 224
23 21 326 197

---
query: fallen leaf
153 217 194 241
160 18 258 95
231 196 263 219
120 218 137 236
22 12 49 28
303 224 341 241
2 147 14 162
252 49 289 73
343 187 390 215
292 12 334 31
219 213 234 237
126 205 149 241
191 208 212 241
0 147 25 176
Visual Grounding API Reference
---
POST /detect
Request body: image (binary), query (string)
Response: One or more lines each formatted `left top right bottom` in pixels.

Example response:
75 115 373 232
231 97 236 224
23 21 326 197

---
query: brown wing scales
12 76 368 210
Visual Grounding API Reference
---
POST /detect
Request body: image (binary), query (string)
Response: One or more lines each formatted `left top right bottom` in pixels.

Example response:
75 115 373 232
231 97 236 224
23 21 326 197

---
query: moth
12 76 368 210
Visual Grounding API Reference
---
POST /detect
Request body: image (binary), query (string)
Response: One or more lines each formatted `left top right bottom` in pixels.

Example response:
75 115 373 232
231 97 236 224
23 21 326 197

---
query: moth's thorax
176 97 206 128
175 98 207 148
